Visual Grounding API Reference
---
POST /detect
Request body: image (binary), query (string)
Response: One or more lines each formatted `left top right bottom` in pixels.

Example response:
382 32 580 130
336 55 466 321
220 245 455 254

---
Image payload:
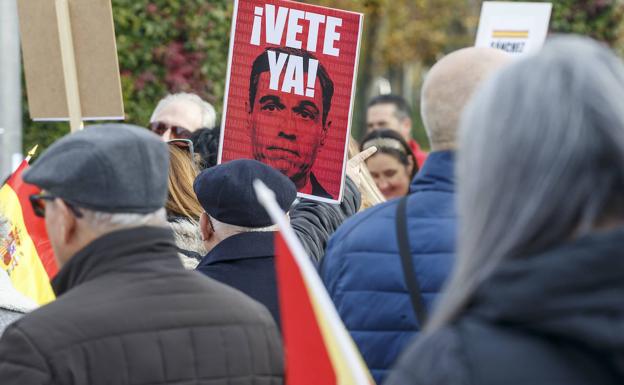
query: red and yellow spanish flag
0 146 57 304
255 180 374 385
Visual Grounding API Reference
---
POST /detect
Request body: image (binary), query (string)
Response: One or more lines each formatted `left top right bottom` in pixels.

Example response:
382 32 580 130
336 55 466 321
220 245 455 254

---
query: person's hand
346 146 377 190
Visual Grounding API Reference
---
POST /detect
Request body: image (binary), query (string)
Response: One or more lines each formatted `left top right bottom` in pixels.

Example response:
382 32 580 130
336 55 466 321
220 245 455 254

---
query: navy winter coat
320 151 457 383
197 231 281 323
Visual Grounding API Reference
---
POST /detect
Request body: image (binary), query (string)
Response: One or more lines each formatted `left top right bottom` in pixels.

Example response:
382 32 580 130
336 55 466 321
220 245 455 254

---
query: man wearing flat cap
0 124 283 385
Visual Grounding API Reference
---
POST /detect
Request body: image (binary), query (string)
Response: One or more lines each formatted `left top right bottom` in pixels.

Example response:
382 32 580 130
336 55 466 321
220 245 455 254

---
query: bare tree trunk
351 2 383 140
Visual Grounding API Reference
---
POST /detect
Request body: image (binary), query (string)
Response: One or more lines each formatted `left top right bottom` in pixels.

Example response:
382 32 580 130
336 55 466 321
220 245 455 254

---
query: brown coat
0 226 283 385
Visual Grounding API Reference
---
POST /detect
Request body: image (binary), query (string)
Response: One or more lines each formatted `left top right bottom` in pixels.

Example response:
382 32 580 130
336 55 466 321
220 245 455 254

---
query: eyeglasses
29 194 84 218
149 121 192 139
167 139 195 159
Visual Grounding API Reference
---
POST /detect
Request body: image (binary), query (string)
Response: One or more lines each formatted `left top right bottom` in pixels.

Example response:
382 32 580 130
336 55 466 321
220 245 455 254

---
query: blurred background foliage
24 0 624 152
24 0 232 152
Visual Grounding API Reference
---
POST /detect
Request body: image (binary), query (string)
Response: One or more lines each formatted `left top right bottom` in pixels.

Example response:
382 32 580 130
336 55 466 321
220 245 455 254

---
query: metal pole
0 0 23 179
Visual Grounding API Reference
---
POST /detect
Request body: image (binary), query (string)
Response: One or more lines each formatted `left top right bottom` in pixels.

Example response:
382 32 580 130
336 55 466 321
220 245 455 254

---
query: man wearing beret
194 159 297 325
0 125 283 385
193 154 371 326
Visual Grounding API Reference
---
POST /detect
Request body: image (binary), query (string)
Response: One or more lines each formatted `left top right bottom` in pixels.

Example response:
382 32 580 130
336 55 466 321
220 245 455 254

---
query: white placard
475 2 552 57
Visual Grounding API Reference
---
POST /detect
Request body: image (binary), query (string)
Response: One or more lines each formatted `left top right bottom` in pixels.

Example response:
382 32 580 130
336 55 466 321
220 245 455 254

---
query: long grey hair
427 36 624 331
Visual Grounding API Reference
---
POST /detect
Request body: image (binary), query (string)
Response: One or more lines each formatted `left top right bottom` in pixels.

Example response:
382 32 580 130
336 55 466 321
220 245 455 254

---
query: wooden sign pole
55 0 83 132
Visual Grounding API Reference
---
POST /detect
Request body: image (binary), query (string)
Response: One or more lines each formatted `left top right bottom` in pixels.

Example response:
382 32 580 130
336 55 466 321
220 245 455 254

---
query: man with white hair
193 158 364 327
0 124 283 384
194 159 296 327
320 47 510 383
149 92 217 140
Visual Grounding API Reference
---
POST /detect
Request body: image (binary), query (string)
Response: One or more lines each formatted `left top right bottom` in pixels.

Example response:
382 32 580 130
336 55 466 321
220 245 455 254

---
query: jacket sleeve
0 323 51 385
290 176 361 263
384 327 469 385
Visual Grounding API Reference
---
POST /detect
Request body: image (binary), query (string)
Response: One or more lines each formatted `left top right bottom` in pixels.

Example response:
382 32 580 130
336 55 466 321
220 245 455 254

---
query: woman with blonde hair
166 141 206 268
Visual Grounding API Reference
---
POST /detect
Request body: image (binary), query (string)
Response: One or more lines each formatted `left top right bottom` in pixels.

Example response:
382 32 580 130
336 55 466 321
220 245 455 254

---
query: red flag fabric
275 232 337 384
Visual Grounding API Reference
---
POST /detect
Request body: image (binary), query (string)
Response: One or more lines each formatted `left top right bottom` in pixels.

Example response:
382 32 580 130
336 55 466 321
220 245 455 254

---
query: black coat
386 228 624 385
197 231 279 324
0 226 283 385
196 177 361 326
291 176 361 263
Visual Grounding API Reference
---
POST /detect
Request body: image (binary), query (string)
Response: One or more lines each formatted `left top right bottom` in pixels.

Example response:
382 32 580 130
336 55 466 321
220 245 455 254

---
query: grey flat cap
23 124 169 214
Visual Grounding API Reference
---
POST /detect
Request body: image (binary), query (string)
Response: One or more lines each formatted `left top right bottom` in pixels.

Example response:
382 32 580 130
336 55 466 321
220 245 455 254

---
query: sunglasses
167 139 196 159
29 194 84 218
149 121 192 139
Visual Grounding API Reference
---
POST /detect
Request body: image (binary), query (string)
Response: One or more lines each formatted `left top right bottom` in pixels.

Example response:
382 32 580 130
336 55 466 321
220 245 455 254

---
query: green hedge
24 0 232 153
22 0 624 153
548 0 624 45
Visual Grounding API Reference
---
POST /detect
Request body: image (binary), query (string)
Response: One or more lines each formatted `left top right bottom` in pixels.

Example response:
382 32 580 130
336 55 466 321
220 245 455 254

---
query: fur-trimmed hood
168 218 206 270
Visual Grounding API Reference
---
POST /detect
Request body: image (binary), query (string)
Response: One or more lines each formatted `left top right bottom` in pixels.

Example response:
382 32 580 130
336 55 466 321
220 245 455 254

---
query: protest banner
17 0 124 131
219 0 364 203
475 1 552 56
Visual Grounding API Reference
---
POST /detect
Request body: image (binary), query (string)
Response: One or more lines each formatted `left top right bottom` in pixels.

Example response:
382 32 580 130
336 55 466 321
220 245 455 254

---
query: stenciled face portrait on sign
219 0 363 203
247 47 334 199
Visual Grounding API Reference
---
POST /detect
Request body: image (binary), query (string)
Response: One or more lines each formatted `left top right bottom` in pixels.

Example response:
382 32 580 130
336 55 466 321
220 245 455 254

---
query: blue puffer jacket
320 151 457 384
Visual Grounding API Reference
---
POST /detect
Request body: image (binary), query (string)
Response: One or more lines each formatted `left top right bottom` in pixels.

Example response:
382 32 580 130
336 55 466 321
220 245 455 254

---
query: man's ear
401 117 412 141
406 153 415 176
199 213 214 243
55 199 77 245
321 120 331 146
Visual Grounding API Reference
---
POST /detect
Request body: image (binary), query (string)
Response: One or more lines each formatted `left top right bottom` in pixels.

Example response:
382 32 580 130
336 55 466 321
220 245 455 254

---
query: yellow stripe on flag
492 30 529 38
308 285 375 384
0 184 55 304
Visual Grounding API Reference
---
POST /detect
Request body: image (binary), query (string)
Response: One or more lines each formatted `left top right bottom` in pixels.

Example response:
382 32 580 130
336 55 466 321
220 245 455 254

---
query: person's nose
279 113 297 141
377 177 390 191
162 128 172 141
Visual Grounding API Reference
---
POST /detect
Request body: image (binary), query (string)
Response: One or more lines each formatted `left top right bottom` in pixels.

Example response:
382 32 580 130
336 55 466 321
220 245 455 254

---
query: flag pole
1 145 39 186
25 145 39 163
55 0 83 132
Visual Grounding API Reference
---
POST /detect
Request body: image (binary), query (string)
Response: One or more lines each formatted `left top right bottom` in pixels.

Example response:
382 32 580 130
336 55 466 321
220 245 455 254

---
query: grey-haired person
387 36 624 385
150 92 217 140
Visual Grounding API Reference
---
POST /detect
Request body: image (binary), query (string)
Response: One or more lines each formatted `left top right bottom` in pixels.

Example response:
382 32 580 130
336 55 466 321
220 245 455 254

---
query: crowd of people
1 34 624 385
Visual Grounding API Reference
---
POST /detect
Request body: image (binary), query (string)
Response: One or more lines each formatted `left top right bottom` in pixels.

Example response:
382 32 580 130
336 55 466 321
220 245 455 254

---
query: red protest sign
219 0 363 203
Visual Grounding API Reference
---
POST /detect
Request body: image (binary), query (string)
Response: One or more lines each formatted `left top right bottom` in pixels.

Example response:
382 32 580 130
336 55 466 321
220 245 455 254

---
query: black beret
193 159 297 227
23 124 169 213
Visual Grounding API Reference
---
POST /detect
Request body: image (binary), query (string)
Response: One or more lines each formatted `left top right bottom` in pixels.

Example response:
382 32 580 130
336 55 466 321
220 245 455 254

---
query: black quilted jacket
0 226 283 385
385 228 624 385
